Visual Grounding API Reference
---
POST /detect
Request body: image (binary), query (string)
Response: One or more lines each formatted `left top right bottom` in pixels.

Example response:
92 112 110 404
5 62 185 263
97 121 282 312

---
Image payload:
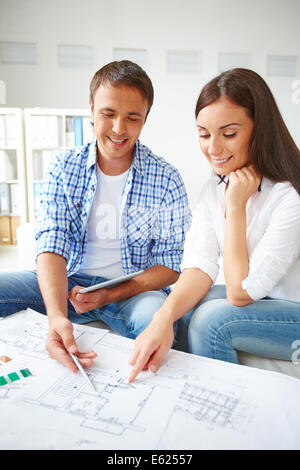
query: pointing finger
128 350 153 382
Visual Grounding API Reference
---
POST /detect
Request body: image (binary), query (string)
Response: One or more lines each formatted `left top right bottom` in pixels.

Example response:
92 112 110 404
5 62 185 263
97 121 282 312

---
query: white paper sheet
0 311 183 450
1 310 300 450
157 349 300 449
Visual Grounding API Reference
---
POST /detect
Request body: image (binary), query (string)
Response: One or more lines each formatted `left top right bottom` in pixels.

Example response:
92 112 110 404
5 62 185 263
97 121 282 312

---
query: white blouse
181 173 300 302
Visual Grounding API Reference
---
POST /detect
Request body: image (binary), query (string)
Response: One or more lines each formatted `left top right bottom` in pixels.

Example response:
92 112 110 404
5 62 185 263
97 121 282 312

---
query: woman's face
196 96 254 175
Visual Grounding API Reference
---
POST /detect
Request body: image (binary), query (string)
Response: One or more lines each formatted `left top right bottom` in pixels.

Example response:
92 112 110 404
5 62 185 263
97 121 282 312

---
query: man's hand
46 316 97 372
68 286 110 314
128 315 174 382
68 267 179 315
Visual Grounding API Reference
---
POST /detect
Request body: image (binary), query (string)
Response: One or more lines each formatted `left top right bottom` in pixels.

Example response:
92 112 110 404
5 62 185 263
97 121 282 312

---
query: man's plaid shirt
35 139 192 293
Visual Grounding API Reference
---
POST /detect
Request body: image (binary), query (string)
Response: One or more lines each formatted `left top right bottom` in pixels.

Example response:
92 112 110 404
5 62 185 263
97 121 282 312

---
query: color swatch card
0 352 35 402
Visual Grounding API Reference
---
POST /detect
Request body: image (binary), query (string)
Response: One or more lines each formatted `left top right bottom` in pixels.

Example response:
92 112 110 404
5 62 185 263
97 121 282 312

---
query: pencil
69 352 99 395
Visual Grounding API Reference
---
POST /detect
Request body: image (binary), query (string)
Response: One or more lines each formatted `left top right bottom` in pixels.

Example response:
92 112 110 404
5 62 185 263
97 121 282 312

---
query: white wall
0 0 300 205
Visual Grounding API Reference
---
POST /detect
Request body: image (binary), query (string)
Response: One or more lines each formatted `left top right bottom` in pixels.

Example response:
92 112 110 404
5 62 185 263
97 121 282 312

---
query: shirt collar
131 139 146 174
87 139 98 169
86 139 146 174
216 173 262 192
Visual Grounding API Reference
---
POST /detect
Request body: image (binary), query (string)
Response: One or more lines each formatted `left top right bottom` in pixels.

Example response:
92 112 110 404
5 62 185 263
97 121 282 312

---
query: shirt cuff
241 276 265 301
35 231 70 262
181 256 219 283
148 251 183 273
241 254 291 301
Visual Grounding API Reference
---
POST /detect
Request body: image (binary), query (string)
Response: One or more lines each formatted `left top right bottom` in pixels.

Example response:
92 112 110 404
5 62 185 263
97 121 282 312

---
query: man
0 61 191 373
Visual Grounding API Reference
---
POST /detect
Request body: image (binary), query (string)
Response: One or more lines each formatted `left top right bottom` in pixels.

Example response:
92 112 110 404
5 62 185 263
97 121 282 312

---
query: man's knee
127 290 167 333
0 270 44 317
131 290 166 317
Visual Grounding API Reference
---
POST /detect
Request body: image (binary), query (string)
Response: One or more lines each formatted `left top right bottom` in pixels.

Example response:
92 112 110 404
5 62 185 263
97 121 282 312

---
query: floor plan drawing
176 382 249 431
0 314 183 449
156 350 299 449
0 310 108 360
1 311 300 450
23 366 173 439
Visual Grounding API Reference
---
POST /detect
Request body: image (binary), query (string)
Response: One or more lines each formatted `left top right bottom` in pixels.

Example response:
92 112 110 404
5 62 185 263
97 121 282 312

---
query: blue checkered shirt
35 139 191 293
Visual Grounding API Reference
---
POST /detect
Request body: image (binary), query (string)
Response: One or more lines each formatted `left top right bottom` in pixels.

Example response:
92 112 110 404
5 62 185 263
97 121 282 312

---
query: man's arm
37 252 68 321
68 265 179 314
37 252 97 371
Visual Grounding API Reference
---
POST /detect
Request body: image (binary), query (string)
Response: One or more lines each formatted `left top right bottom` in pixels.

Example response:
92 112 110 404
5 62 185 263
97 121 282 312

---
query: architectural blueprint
0 310 183 450
1 309 300 450
0 309 107 360
157 349 300 449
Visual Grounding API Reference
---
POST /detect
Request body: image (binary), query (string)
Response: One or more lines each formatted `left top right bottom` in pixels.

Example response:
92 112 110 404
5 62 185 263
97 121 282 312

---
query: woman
128 68 300 382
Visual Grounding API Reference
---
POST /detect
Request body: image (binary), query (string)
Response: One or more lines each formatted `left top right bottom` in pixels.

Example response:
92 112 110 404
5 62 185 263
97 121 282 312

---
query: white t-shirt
181 174 300 302
78 165 129 279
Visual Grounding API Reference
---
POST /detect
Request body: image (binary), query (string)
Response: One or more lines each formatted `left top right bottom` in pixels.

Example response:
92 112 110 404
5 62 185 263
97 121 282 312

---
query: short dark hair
90 60 154 116
195 68 300 195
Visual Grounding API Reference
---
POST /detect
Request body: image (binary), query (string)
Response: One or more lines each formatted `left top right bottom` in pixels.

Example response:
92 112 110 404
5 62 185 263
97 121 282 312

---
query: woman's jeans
180 285 300 363
0 270 167 340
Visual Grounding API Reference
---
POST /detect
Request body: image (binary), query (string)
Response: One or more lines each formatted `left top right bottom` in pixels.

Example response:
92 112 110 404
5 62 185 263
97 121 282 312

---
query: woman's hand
128 314 174 382
225 165 261 211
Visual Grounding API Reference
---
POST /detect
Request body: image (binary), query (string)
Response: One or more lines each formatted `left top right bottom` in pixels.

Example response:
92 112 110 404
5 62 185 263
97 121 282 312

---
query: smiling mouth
108 136 128 145
211 156 233 165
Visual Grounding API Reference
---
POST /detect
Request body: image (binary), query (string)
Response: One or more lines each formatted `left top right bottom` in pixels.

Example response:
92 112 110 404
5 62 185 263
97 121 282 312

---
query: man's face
90 83 148 169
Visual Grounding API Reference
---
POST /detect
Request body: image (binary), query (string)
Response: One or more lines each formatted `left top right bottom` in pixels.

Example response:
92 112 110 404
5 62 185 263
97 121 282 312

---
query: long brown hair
195 68 300 195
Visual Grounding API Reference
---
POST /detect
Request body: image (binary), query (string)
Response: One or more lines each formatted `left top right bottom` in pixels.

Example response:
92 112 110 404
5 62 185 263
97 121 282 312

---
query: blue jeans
179 285 300 363
0 270 167 340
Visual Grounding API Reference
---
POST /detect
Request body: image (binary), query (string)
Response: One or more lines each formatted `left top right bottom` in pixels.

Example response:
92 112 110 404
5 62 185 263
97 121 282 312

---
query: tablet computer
78 270 145 293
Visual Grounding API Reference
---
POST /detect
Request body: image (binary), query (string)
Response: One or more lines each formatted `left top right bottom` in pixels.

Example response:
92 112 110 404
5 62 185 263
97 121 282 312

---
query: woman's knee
188 299 238 361
189 298 235 334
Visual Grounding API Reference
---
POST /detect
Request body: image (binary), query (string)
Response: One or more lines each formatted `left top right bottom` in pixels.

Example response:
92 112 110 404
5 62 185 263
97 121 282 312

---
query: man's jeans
0 270 167 340
179 285 300 363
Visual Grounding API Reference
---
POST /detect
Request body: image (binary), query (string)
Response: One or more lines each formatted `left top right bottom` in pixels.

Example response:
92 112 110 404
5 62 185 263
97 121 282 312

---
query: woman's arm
240 184 300 301
128 181 218 382
223 165 261 306
128 268 212 382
